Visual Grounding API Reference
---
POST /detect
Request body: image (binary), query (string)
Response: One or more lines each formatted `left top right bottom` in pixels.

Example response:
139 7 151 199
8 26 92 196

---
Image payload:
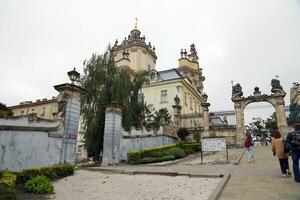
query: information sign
201 137 226 152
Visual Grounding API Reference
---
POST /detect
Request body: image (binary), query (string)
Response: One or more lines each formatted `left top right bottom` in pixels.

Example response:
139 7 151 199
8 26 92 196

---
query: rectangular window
138 93 144 103
161 90 167 103
53 105 58 113
41 107 45 117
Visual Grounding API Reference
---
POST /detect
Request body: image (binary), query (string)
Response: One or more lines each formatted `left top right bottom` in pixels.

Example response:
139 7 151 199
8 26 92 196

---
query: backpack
283 139 291 153
291 132 300 150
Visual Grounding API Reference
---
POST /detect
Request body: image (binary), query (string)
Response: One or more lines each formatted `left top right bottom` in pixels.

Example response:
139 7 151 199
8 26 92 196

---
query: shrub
167 148 186 159
0 186 17 200
176 128 190 141
127 143 191 164
16 163 74 185
24 176 54 194
0 173 16 188
127 144 178 164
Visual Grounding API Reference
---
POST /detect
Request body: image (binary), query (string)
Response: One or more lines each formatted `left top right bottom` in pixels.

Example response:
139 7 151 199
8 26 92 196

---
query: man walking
286 124 300 182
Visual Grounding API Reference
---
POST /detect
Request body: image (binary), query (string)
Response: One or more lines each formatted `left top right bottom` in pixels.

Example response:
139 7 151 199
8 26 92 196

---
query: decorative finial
135 17 138 29
275 75 279 79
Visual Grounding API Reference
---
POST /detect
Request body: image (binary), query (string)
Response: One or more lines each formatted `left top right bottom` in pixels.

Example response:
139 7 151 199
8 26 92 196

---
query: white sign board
201 137 226 152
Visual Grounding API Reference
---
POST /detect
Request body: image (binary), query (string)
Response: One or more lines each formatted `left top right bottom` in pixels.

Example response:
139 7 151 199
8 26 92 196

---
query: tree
288 103 300 125
265 112 277 132
152 108 171 128
80 47 152 159
246 117 270 146
176 127 190 141
0 103 12 118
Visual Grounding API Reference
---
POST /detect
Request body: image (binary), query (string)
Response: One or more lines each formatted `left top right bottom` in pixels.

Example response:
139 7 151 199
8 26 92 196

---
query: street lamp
67 68 80 84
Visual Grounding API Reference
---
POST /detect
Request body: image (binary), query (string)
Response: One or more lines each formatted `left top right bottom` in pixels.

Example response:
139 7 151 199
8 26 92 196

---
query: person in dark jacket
286 124 300 182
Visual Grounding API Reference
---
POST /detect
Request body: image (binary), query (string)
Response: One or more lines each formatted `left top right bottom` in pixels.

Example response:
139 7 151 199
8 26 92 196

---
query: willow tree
80 47 151 159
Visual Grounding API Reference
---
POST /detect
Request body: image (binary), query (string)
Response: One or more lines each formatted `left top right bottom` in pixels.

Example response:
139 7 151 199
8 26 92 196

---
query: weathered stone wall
101 104 178 166
208 127 237 145
0 95 81 171
0 117 64 171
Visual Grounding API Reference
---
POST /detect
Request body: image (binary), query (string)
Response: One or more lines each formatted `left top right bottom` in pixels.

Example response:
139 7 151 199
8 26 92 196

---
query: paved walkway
80 146 299 200
219 146 300 200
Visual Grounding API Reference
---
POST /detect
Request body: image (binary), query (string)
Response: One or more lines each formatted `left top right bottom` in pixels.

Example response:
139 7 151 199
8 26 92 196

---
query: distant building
210 110 236 126
290 82 300 105
9 97 59 120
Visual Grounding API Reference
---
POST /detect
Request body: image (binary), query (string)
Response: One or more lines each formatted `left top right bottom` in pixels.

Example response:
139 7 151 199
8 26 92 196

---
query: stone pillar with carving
201 102 210 137
101 102 123 166
275 98 288 136
172 95 182 128
234 102 245 145
54 68 85 164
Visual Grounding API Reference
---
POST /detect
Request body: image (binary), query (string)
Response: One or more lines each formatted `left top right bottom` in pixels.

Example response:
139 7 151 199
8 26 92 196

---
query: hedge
166 147 186 159
16 163 74 185
127 142 201 164
140 155 175 164
127 144 178 164
180 142 201 154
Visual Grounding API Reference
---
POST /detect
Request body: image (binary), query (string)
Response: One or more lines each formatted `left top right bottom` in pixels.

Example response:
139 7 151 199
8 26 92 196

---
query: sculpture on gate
271 79 283 92
232 83 243 99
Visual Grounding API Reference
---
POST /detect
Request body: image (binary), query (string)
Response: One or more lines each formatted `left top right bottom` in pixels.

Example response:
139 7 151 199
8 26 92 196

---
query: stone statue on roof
232 83 243 96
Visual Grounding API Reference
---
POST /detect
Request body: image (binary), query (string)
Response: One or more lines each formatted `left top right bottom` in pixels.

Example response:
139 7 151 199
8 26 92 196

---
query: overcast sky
0 0 299 123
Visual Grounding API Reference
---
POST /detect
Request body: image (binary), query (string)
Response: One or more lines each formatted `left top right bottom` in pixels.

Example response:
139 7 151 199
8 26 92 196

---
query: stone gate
232 79 288 144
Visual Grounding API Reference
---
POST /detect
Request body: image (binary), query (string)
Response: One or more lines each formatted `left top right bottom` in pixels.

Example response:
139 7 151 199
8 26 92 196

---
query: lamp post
67 68 80 84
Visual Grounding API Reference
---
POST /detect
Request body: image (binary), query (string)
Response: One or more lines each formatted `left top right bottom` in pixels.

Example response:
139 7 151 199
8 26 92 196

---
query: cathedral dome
130 25 141 39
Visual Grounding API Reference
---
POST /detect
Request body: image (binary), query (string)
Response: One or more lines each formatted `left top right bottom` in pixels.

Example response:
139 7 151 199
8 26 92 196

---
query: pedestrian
286 124 300 182
272 130 291 177
244 133 254 162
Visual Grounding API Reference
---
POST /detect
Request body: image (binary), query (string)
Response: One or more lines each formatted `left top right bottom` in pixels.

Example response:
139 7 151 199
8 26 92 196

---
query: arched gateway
232 79 288 145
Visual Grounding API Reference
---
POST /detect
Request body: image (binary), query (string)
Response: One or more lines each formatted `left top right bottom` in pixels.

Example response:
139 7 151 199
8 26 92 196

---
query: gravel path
50 170 220 200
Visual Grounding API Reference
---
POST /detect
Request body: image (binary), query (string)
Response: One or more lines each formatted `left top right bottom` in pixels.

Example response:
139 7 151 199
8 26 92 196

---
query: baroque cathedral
112 23 210 130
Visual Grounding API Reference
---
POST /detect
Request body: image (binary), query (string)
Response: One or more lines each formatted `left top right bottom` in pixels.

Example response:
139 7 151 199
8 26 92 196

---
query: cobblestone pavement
219 146 300 200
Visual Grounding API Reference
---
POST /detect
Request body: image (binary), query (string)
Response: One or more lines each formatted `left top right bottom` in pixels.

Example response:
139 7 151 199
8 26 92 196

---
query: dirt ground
47 170 220 200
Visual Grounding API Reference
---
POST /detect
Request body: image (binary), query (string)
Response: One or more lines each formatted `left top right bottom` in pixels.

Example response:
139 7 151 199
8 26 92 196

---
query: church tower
177 44 205 93
112 21 157 74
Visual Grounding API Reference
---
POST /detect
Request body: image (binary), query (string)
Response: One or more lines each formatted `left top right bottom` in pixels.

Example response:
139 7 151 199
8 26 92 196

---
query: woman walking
244 134 254 163
272 130 291 177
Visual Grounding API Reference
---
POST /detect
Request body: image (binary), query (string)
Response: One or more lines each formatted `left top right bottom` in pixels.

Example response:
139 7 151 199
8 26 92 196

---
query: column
101 102 123 166
275 98 288 137
234 103 245 146
201 103 210 137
